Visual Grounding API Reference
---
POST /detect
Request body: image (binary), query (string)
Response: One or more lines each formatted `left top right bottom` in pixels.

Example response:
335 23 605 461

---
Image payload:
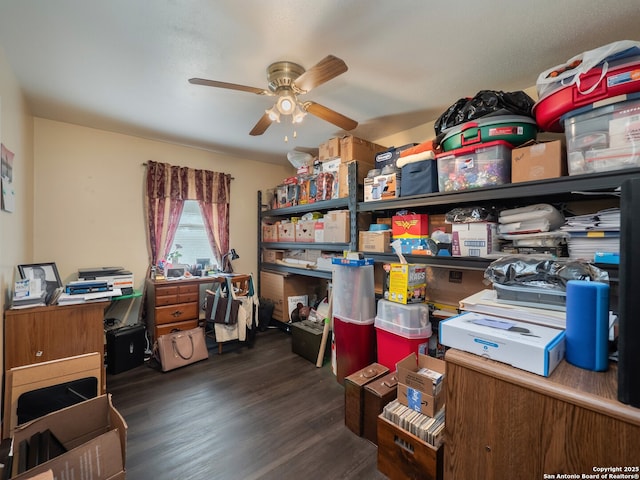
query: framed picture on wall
18 262 63 299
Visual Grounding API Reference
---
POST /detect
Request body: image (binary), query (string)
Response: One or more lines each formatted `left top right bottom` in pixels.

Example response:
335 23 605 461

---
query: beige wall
33 118 293 290
0 46 35 370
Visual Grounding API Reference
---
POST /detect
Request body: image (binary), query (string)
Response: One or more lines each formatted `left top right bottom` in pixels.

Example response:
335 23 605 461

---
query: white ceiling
1 0 639 166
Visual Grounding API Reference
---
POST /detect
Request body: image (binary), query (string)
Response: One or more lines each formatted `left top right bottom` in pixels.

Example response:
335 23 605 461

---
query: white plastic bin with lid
331 259 376 384
374 299 432 371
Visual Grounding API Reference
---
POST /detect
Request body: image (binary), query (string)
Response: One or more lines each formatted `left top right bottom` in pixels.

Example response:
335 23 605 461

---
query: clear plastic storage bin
374 300 431 338
563 96 640 175
436 140 512 192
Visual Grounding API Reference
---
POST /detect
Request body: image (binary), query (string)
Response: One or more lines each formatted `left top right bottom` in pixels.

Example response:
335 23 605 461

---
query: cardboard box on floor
10 394 126 480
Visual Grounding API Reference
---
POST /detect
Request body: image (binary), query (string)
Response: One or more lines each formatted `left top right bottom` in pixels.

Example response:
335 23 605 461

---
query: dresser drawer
155 302 199 325
155 319 200 337
156 284 199 306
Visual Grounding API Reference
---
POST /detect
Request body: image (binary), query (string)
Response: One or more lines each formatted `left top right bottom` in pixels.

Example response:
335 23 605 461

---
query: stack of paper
561 208 620 261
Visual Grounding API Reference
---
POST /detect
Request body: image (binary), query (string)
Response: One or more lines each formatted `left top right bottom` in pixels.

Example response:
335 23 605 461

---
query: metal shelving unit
257 162 359 291
258 165 637 284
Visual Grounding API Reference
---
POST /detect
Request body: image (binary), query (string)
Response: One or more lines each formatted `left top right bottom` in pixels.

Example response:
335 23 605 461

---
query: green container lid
441 115 537 151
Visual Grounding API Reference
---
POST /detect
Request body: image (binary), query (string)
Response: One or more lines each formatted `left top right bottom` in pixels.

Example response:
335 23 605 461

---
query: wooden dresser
145 278 202 342
4 302 107 386
444 349 640 479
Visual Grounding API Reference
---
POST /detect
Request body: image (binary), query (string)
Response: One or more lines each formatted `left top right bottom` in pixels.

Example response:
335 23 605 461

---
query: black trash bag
434 90 536 136
484 255 609 291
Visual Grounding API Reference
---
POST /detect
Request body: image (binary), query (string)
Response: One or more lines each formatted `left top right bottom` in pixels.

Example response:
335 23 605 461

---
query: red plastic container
534 56 640 132
375 323 432 371
334 315 376 385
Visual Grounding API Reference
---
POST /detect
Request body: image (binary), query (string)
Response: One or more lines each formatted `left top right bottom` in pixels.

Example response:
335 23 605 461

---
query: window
168 200 217 270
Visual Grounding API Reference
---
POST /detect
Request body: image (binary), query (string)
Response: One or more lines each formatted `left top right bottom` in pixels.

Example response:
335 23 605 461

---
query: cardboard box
262 224 278 242
392 214 429 239
428 214 451 234
295 220 316 242
396 353 446 417
324 158 374 198
339 135 386 164
377 414 443 480
359 231 392 253
396 353 446 397
511 140 567 183
323 210 350 243
314 221 325 242
259 271 326 323
277 222 296 242
397 384 446 418
319 137 341 160
11 395 126 480
388 263 427 304
439 311 566 377
397 353 446 417
262 249 284 264
451 222 499 257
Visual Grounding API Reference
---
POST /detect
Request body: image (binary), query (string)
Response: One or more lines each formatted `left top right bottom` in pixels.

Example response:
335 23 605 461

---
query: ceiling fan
189 55 358 136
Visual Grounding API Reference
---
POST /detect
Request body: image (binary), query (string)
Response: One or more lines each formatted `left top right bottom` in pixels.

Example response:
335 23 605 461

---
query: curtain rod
142 162 234 180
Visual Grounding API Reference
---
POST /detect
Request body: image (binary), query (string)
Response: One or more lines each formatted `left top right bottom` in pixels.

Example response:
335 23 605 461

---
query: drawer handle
171 310 184 318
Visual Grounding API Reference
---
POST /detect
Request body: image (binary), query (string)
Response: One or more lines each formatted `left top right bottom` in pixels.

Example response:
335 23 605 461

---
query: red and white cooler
374 299 432 371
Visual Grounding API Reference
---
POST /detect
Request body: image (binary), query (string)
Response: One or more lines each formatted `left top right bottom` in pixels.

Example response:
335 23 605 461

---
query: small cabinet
4 302 106 387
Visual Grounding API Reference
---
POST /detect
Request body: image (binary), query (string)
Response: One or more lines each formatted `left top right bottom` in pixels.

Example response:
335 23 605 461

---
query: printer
78 267 134 295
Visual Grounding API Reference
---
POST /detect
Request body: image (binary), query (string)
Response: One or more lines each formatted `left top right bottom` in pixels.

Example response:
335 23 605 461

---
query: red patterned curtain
145 161 231 268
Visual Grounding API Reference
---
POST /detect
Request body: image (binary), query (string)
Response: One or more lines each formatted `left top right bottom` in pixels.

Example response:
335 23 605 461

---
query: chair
204 274 256 354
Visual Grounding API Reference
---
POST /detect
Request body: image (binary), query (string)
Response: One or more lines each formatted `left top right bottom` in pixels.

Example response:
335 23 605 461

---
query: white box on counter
439 311 565 377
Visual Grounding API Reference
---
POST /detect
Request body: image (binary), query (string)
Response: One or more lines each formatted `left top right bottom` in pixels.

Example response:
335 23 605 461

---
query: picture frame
18 262 63 297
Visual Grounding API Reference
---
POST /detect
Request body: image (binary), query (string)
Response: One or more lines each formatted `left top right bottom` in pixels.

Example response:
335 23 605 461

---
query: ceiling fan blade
293 55 348 93
305 102 358 131
188 78 269 95
249 112 273 136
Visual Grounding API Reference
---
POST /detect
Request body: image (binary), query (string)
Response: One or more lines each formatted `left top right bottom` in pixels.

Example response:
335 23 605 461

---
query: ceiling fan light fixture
276 94 296 115
291 103 307 124
266 105 280 122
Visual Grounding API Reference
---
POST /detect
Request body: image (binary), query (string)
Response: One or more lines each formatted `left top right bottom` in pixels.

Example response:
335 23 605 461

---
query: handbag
156 327 209 372
206 281 240 325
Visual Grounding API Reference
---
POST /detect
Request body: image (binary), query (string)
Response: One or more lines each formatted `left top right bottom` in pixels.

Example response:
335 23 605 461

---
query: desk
145 275 251 343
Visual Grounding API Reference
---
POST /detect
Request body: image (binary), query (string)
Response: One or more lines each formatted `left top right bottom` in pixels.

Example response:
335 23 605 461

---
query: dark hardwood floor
106 327 388 480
